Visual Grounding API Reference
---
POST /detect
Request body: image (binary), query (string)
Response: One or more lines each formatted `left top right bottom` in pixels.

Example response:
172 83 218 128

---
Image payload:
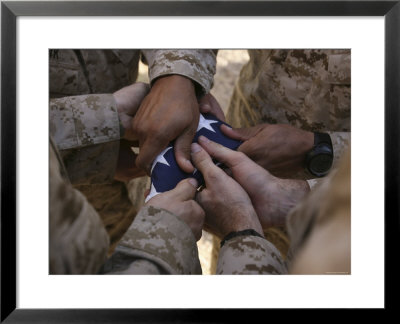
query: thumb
174 127 196 173
114 82 150 116
220 124 262 141
167 178 198 201
191 142 224 184
199 94 226 122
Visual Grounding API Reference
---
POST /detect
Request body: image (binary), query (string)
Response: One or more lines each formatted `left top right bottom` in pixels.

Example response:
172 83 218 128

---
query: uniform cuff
216 235 287 275
142 49 216 95
115 206 202 274
50 94 120 149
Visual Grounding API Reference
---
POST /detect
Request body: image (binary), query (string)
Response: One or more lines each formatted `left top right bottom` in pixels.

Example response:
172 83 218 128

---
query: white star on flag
150 146 172 174
145 183 159 203
196 114 218 133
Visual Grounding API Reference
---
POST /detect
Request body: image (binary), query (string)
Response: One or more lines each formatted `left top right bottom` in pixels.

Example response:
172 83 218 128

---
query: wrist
220 229 265 248
278 179 310 215
302 130 315 156
223 210 264 238
153 74 195 91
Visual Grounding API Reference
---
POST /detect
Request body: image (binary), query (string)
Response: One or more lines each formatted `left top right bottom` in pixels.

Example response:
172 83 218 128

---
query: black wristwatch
305 132 334 177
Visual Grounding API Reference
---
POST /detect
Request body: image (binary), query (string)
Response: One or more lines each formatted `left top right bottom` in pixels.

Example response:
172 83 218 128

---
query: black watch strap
306 132 333 177
314 132 332 147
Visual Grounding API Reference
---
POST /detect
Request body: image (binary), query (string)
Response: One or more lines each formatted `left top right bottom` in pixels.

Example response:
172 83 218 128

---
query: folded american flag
145 113 242 202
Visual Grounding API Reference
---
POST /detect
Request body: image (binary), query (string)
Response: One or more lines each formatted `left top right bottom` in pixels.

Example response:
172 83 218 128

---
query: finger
199 94 226 122
135 137 169 175
126 82 150 115
182 200 205 241
220 124 261 141
166 178 198 201
195 189 209 208
174 127 196 173
113 82 150 116
191 142 224 183
197 135 248 169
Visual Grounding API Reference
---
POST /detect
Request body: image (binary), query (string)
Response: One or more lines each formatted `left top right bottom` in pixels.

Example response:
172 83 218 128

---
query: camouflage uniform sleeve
49 94 121 185
216 235 288 274
141 50 217 96
49 138 109 274
100 206 202 274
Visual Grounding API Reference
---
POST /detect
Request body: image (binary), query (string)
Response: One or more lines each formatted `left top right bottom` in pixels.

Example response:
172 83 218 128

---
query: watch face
309 154 333 176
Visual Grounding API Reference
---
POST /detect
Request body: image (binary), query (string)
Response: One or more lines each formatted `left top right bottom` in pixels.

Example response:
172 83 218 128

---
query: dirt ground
136 50 249 274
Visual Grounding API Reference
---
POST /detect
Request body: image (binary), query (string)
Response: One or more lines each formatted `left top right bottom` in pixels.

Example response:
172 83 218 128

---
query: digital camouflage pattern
101 206 202 274
142 49 217 96
49 138 110 274
50 94 120 185
49 49 216 253
226 49 351 257
216 235 287 274
227 49 351 172
50 136 202 274
49 94 202 274
215 149 350 275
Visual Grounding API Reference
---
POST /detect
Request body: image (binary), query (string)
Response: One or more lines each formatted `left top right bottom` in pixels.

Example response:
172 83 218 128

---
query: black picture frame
1 0 398 321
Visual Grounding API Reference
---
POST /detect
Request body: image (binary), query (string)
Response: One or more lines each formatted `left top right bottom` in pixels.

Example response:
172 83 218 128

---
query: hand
191 142 263 238
131 75 200 174
221 123 314 178
113 83 150 182
196 136 310 229
146 178 205 241
113 82 150 141
114 140 146 182
198 93 226 122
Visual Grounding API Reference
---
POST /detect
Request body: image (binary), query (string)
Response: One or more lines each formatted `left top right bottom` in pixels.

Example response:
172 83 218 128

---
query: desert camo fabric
49 49 216 252
49 137 110 274
216 235 288 274
225 49 351 258
227 49 351 176
50 136 202 274
49 96 202 274
101 206 202 274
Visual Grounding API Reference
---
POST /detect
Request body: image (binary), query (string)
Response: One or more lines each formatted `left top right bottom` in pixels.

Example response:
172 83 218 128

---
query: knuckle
206 169 221 182
138 82 150 92
188 200 198 210
135 155 147 170
235 151 246 160
148 126 162 139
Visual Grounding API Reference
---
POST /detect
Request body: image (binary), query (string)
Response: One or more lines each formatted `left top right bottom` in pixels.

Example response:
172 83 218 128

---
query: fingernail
198 135 210 144
191 143 202 153
188 178 198 187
